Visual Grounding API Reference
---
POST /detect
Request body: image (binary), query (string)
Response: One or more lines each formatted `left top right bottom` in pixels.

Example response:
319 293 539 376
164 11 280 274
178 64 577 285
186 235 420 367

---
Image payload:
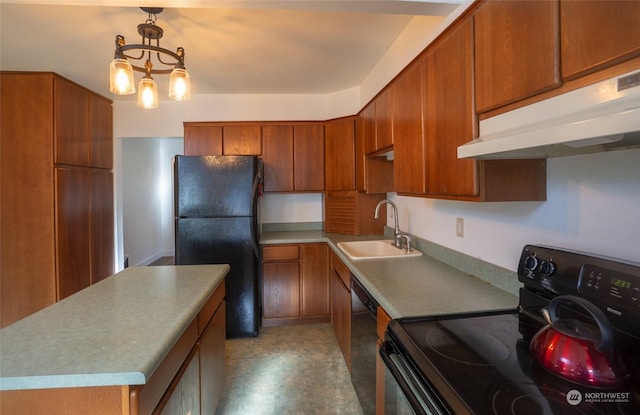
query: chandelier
109 7 191 109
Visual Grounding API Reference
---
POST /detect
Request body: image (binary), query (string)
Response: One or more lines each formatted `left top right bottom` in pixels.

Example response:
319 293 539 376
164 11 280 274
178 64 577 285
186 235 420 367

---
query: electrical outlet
456 218 464 237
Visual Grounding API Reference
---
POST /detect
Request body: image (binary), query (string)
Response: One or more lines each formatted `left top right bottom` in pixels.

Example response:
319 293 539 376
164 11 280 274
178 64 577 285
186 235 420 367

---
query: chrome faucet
374 199 403 248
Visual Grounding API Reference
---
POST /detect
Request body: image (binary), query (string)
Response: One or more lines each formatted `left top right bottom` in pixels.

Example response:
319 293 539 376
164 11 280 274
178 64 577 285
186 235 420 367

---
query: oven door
379 340 448 415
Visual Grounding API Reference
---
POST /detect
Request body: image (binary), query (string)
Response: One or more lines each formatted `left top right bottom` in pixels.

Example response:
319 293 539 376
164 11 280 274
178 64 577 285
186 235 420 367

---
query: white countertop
261 230 519 319
0 265 228 391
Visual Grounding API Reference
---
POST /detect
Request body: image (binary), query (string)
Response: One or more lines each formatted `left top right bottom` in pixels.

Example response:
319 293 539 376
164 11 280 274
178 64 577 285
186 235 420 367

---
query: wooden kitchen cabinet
301 244 330 317
406 15 547 202
223 124 262 155
474 0 560 113
183 124 223 156
294 123 325 191
0 72 114 328
262 124 294 191
324 191 387 235
355 113 394 195
182 123 261 156
362 89 393 156
56 167 115 299
330 251 352 370
392 59 426 195
425 17 478 197
560 0 640 80
54 77 113 169
260 122 324 192
262 243 329 325
325 117 356 191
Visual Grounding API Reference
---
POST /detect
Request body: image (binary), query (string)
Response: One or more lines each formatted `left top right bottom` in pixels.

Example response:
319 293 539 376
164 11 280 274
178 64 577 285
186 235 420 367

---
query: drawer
262 245 300 261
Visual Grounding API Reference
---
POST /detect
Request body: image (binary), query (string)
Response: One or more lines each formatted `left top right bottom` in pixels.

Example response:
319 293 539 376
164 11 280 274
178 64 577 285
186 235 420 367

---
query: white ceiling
0 1 461 99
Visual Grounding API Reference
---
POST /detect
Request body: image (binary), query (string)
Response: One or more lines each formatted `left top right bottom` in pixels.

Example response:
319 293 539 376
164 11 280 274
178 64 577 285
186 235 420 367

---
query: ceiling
0 1 462 100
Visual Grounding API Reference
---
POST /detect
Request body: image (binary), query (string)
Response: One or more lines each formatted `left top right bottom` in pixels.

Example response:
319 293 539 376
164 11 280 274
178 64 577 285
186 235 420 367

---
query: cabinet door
361 102 376 155
474 0 560 112
293 124 324 191
200 301 226 415
425 18 478 197
263 262 300 318
55 77 90 166
184 125 223 156
55 167 91 299
157 348 201 415
262 125 294 192
375 88 393 150
90 170 114 284
223 125 262 155
89 94 113 169
300 244 329 317
1 72 57 328
325 117 355 191
392 60 426 195
561 0 640 80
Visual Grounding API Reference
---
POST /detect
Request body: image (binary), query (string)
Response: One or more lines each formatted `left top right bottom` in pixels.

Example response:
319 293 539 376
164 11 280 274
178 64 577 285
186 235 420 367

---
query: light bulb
109 58 135 95
169 67 191 101
137 76 158 109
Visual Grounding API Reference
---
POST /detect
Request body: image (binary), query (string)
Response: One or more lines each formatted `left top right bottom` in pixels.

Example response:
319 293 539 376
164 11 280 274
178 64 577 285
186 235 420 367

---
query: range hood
458 70 640 159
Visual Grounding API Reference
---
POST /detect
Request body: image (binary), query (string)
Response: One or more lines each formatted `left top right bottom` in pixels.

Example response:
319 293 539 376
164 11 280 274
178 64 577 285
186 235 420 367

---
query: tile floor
215 323 364 415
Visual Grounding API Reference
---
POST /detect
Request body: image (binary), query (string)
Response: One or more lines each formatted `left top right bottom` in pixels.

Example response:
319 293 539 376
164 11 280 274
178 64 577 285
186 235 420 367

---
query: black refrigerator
174 155 261 338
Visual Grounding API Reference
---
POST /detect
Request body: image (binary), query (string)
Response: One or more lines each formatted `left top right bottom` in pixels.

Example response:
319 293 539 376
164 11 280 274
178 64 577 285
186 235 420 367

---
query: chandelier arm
119 44 183 65
129 65 175 75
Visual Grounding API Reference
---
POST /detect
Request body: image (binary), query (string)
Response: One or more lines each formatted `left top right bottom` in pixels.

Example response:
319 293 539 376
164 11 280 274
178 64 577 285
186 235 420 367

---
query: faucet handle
400 234 412 252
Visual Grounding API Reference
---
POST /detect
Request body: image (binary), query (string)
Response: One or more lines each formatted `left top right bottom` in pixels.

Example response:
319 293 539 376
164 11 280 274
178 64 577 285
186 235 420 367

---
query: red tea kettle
529 295 629 388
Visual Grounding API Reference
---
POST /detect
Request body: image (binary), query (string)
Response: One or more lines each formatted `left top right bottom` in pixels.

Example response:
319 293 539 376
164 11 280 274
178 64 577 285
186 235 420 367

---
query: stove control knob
524 254 539 271
540 260 556 276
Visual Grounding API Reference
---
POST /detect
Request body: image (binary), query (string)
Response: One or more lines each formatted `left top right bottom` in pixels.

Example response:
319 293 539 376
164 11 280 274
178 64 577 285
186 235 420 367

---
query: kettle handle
547 295 614 352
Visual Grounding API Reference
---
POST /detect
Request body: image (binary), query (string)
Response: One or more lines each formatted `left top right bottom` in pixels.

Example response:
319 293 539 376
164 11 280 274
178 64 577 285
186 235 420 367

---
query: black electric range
381 245 640 415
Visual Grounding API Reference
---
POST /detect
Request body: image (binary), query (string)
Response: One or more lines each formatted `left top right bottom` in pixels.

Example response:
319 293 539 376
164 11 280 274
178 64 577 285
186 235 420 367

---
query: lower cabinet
330 251 352 370
132 280 226 415
262 243 329 325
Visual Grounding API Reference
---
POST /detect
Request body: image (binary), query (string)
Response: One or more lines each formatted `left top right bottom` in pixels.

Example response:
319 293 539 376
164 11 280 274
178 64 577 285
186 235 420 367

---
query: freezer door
175 217 259 338
175 155 259 218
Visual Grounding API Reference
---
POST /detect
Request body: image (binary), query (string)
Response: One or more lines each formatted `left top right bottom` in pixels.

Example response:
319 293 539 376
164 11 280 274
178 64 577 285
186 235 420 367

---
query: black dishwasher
351 277 379 415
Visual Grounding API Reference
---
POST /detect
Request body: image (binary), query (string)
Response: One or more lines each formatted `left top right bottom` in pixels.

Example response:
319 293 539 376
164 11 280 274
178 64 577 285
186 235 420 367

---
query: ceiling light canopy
109 7 190 109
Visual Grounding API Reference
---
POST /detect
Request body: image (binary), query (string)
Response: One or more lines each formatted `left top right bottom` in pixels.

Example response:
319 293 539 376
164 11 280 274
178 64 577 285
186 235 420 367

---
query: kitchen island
0 264 228 415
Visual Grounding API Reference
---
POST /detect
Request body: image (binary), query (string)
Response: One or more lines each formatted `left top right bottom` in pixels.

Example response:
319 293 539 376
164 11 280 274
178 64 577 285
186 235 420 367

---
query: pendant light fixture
110 7 190 109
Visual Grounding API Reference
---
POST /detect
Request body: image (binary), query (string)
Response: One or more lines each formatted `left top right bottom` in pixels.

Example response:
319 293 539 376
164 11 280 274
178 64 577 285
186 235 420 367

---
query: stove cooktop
390 311 640 415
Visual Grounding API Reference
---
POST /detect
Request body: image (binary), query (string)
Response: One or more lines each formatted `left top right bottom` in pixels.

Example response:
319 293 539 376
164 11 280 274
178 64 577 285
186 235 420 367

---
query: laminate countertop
0 264 229 391
261 230 519 319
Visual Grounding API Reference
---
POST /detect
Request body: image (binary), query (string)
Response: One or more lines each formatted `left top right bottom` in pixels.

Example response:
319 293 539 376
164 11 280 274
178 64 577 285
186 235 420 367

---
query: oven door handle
379 341 444 415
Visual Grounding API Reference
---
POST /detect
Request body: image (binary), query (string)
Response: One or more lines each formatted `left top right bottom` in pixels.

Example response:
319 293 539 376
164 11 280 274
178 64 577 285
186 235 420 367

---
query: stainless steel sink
337 240 422 260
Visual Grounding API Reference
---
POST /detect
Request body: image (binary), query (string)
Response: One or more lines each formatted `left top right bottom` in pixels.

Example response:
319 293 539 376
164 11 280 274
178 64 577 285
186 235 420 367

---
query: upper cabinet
184 124 223 156
223 124 262 155
262 124 294 192
560 0 640 80
474 0 560 113
325 117 356 191
183 123 261 156
424 17 478 197
293 123 324 191
362 88 393 156
55 76 113 169
392 59 426 195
